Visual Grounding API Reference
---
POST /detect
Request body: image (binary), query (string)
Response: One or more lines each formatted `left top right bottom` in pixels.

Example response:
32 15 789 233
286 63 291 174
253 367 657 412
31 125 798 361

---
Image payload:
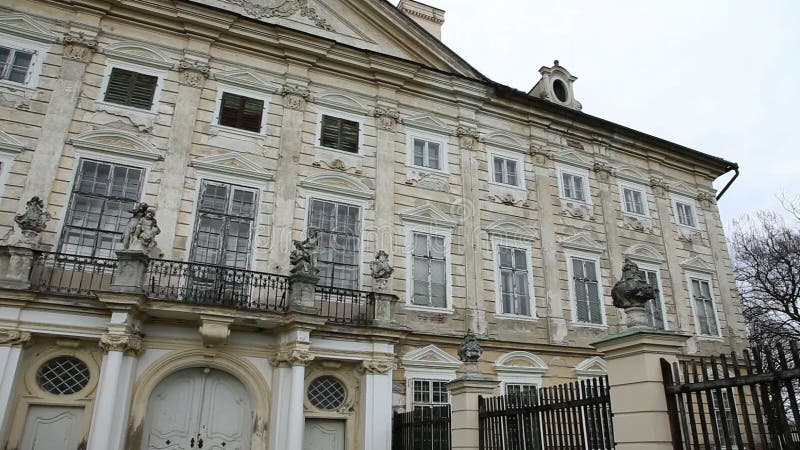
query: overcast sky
393 0 799 229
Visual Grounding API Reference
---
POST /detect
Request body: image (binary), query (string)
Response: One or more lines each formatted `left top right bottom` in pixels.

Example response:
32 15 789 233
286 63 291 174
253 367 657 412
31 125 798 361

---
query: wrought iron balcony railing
314 285 376 326
30 251 117 297
144 259 289 313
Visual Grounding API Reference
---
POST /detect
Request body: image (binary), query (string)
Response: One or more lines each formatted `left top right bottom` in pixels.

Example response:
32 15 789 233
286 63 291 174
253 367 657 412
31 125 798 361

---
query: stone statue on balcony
611 258 656 328
290 230 319 276
369 250 393 290
1 196 52 247
121 203 163 258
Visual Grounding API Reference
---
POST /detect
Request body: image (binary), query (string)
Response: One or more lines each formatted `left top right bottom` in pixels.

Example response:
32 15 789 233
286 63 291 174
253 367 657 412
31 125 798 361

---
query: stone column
447 376 499 450
592 329 690 450
157 55 210 257
20 32 96 205
267 82 310 271
0 329 30 442
361 358 395 450
86 332 142 450
285 349 313 450
268 357 293 450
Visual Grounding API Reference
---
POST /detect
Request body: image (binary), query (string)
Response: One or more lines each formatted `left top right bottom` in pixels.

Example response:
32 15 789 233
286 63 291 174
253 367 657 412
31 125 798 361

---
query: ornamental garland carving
62 32 97 62
223 0 334 31
99 333 142 354
271 348 315 367
361 358 395 374
0 329 32 346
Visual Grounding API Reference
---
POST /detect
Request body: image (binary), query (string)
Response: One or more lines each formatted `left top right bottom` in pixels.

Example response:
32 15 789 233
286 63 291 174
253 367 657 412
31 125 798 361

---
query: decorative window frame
556 164 591 205
486 147 526 190
574 356 608 380
494 351 548 391
0 132 23 198
685 270 723 339
97 60 167 115
671 193 699 229
211 83 272 138
406 128 449 174
314 107 366 158
0 34 50 90
400 345 461 411
564 248 607 328
490 236 536 320
633 260 669 331
403 223 454 313
617 180 650 218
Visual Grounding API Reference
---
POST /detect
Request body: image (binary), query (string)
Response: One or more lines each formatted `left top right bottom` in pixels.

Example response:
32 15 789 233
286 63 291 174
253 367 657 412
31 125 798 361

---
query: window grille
307 376 346 410
37 356 90 395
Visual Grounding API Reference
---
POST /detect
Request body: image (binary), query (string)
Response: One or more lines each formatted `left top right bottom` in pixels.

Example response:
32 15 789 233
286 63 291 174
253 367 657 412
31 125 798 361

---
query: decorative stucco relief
619 214 654 233
404 168 450 192
221 0 334 31
560 199 595 220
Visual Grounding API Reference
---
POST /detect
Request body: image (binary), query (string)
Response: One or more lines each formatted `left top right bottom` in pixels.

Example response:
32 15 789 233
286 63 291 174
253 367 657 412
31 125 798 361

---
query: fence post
592 329 690 450
448 374 499 450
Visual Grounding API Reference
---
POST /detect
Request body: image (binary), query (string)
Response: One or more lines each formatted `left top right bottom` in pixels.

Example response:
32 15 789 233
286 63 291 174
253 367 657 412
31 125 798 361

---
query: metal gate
393 405 451 450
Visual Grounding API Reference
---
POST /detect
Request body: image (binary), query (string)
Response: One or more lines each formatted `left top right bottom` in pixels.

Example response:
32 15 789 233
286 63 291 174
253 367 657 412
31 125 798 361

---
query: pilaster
372 100 399 294
594 162 625 331
361 357 395 450
0 329 30 442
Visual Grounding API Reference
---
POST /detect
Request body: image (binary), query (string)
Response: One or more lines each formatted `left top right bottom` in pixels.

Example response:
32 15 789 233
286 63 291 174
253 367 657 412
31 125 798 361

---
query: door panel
303 419 345 450
198 370 252 450
20 405 84 450
142 369 205 450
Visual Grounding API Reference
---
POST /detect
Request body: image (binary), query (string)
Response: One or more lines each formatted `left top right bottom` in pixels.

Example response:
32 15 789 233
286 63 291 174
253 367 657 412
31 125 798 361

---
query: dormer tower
529 60 582 110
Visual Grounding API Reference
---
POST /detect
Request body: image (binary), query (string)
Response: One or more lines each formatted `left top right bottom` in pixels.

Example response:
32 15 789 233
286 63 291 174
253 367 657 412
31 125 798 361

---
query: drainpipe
715 163 739 201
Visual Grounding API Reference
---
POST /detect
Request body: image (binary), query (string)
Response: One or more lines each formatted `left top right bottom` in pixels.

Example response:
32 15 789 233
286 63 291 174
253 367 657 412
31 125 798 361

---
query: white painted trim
96 60 167 115
685 271 723 337
574 356 608 379
670 193 700 229
555 163 592 205
490 237 536 319
403 224 453 312
494 351 547 390
102 41 172 70
0 34 50 90
634 261 669 331
189 153 273 183
401 345 460 411
314 107 366 156
298 172 374 200
405 128 449 174
564 249 607 327
210 83 272 136
486 146 527 191
617 179 650 218
0 153 15 199
69 129 164 162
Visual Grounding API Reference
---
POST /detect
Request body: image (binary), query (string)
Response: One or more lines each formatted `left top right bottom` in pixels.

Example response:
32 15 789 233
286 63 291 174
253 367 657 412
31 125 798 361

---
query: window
690 277 719 336
638 269 665 330
412 379 449 411
307 376 346 411
190 180 258 269
217 92 265 133
492 155 519 186
560 171 587 202
60 159 145 257
102 67 159 110
412 137 442 170
712 391 737 445
36 357 90 395
0 46 34 84
319 114 359 153
411 232 447 308
570 256 603 324
675 200 696 227
497 245 532 316
308 199 361 290
620 185 647 216
505 383 536 397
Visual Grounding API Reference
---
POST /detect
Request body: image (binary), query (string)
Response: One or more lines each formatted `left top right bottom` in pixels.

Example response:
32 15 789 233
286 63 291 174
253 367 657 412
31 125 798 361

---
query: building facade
0 0 746 449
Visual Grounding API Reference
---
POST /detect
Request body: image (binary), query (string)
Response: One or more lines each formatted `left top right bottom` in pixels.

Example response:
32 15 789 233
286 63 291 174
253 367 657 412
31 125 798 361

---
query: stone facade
0 1 746 449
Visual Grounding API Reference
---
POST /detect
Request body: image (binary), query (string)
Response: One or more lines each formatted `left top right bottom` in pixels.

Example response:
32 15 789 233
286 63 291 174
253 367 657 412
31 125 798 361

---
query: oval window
553 79 568 102
37 356 90 395
307 376 346 410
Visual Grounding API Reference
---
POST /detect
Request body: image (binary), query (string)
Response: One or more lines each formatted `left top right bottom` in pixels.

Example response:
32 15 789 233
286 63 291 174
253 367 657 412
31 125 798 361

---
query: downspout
715 163 739 201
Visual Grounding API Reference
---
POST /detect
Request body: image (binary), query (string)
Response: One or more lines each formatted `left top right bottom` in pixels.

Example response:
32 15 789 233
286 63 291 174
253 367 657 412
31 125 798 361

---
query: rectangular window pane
427 142 440 170
506 159 518 186
190 181 257 269
677 202 695 227
309 199 361 289
412 233 448 308
563 173 586 201
623 188 646 215
413 139 425 166
8 50 33 83
573 257 601 324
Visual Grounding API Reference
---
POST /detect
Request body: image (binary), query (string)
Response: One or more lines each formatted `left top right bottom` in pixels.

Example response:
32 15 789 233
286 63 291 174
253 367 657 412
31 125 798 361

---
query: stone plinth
447 375 499 450
288 272 319 314
592 329 690 450
0 245 35 290
110 250 150 293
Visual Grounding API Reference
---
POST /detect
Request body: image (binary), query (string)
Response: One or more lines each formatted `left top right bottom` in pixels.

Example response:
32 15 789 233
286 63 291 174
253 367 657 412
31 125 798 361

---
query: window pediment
403 114 451 134
401 345 461 370
559 232 605 253
316 91 370 115
69 129 163 161
299 172 374 199
0 13 58 43
0 131 27 154
104 41 172 69
214 69 278 94
615 165 649 184
190 153 272 182
624 243 665 264
551 148 593 169
680 255 715 274
575 356 607 378
483 131 528 153
495 351 548 375
486 218 537 241
399 204 458 229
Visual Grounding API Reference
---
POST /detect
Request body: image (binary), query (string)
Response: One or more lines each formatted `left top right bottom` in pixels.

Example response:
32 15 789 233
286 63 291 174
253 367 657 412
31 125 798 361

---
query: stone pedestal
592 329 690 450
288 272 319 314
111 250 150 293
0 245 35 290
373 293 397 326
447 375 499 450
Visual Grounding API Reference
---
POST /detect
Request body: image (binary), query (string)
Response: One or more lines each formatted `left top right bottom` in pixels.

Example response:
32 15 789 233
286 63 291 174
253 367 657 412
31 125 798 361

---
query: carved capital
696 191 715 208
361 358 395 375
455 126 480 149
271 348 314 367
529 145 551 164
372 106 400 131
0 329 31 346
99 333 142 355
280 85 311 110
649 177 670 197
592 161 615 181
62 32 97 62
177 59 210 87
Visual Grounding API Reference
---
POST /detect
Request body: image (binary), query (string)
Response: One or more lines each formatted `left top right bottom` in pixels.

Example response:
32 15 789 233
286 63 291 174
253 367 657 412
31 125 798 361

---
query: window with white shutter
571 256 603 324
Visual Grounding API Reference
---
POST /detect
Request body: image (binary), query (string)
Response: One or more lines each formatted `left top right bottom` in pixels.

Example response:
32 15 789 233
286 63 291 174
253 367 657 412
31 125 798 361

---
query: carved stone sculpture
2 196 52 247
369 250 393 290
611 258 656 328
121 203 162 258
458 329 483 363
290 230 319 275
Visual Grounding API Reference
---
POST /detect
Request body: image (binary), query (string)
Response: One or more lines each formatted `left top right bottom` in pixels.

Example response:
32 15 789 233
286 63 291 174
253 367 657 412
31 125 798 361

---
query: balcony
15 250 394 326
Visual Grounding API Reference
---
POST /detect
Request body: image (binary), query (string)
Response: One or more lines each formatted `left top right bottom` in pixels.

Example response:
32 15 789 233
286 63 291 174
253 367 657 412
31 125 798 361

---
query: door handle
198 437 204 448
190 437 195 448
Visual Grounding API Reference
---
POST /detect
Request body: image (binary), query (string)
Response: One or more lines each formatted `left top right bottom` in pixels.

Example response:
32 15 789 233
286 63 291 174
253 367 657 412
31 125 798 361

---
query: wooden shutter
219 92 263 133
320 115 359 153
104 68 157 110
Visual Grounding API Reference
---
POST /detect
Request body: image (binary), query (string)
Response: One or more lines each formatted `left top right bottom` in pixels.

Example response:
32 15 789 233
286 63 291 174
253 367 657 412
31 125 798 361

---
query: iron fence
662 342 800 450
315 285 376 325
145 259 289 312
30 251 117 297
393 405 451 450
479 377 615 450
